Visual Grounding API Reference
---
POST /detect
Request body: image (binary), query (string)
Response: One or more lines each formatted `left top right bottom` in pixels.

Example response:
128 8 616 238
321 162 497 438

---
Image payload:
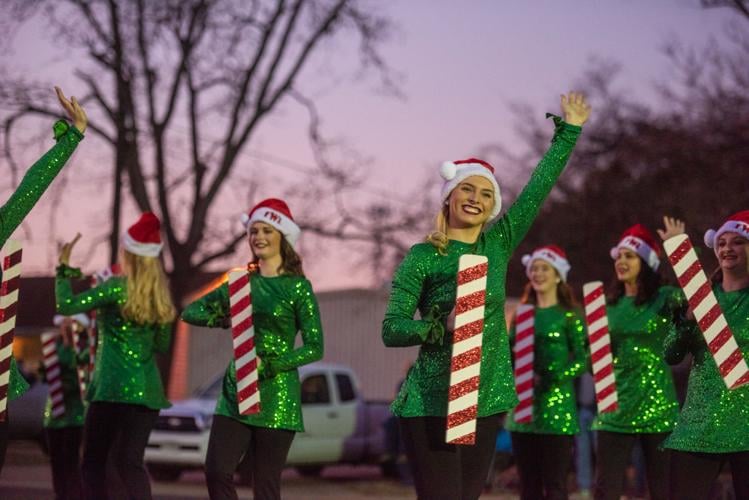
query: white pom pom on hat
704 229 717 248
440 161 458 181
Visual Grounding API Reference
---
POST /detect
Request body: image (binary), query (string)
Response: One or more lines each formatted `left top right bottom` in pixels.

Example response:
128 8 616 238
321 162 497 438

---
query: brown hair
607 256 662 306
249 234 305 277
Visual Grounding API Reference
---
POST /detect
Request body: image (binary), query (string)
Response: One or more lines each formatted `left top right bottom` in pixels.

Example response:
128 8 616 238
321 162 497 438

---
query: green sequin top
42 339 88 429
181 274 324 432
592 286 686 434
663 284 749 453
1 121 84 401
382 116 581 418
505 306 587 435
55 269 172 410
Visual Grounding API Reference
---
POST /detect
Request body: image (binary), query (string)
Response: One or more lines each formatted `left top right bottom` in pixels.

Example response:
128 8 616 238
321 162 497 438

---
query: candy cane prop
41 331 65 418
0 240 22 422
583 281 619 414
228 271 260 415
664 234 749 389
512 304 535 423
446 254 487 445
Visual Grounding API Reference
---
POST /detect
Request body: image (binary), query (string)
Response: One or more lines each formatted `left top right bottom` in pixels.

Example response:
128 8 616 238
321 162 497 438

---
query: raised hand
58 233 82 266
55 86 88 134
560 91 591 127
657 215 686 241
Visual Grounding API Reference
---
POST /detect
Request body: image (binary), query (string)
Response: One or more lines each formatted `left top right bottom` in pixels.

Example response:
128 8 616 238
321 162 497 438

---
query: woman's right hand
657 215 686 241
55 86 88 134
58 233 82 266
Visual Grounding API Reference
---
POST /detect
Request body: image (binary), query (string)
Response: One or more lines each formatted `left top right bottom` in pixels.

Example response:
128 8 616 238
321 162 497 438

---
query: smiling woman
382 92 590 500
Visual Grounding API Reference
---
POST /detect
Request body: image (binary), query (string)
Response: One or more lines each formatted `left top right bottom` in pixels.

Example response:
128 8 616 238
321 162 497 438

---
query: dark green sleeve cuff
56 264 84 279
53 120 84 142
546 113 582 137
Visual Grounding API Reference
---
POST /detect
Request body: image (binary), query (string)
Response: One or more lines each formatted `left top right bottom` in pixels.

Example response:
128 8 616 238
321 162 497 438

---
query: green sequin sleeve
269 280 324 374
382 247 444 347
153 323 172 354
55 266 124 315
181 283 230 328
0 121 83 245
553 311 588 384
488 115 581 251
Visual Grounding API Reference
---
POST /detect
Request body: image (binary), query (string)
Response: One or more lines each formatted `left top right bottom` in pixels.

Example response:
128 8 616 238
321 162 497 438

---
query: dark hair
249 234 305 277
520 275 578 310
607 255 661 306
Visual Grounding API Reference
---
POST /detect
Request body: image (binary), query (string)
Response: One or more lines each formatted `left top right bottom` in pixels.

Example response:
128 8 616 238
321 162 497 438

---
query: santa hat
610 224 661 271
704 210 749 252
440 158 502 220
122 212 163 257
240 198 301 247
521 245 571 282
53 313 91 328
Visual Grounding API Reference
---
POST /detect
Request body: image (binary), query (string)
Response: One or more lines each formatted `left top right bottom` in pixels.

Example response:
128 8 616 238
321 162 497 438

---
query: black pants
594 431 670 500
399 415 501 500
205 414 295 500
81 401 158 500
511 432 573 500
0 416 7 476
46 426 83 500
670 450 749 500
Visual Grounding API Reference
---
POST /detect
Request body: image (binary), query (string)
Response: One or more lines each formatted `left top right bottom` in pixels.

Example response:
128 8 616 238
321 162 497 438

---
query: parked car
145 362 391 480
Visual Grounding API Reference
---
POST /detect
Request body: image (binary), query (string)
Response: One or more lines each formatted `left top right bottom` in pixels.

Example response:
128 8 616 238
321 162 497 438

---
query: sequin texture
1 121 83 401
383 117 581 418
56 270 172 410
181 275 324 432
592 286 686 433
505 307 587 435
664 284 749 452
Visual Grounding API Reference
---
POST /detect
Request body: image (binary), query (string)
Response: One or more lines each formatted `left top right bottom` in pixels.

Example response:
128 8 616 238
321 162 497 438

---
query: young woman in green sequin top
659 214 749 499
382 93 590 500
182 198 323 500
56 212 176 499
0 87 86 476
593 224 687 500
505 245 587 500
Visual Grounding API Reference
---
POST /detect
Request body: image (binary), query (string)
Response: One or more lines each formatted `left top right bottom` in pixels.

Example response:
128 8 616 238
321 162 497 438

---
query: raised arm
490 93 590 251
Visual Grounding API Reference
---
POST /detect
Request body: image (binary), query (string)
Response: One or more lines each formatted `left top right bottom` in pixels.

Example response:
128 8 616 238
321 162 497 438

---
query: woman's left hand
58 233 82 266
560 91 591 127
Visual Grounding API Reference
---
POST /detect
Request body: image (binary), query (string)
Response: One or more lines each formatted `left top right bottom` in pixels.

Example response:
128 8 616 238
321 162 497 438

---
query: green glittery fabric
382 116 581 418
55 269 172 410
592 286 686 433
664 284 749 453
181 275 324 432
42 339 87 429
505 306 587 435
1 120 83 401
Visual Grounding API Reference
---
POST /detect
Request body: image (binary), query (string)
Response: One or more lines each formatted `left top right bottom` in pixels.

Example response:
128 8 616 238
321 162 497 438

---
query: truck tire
295 465 324 477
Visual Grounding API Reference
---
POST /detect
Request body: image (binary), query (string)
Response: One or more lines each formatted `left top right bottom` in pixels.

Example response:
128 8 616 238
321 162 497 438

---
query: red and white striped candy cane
228 271 260 415
664 234 749 389
0 240 22 422
512 304 535 423
583 281 619 414
41 331 65 418
446 254 488 445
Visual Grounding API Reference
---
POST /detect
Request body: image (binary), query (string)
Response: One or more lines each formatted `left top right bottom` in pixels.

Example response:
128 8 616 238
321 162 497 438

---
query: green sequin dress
55 270 172 410
592 286 686 434
382 116 581 418
505 306 587 435
42 339 88 429
664 284 749 453
1 121 84 401
181 274 324 432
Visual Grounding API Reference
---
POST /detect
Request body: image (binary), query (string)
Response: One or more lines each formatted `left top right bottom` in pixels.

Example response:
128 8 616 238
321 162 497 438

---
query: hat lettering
264 211 282 223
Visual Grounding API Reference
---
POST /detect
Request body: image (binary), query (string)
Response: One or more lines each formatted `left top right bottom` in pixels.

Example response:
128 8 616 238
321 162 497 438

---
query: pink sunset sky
1 0 738 291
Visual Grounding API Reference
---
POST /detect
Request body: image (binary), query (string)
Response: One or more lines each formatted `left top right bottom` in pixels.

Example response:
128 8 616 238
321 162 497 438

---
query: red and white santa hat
53 313 91 328
704 210 749 252
610 224 661 271
122 212 163 257
440 158 502 220
521 245 571 282
240 198 301 247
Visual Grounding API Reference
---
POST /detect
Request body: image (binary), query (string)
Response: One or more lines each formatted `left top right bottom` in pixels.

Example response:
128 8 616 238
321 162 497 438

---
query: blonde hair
121 251 176 325
426 206 450 255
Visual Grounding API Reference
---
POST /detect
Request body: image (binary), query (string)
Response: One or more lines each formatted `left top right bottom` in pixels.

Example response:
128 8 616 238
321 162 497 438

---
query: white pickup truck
145 362 391 480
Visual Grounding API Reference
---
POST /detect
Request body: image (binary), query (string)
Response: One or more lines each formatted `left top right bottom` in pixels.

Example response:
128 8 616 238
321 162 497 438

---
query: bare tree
0 0 421 305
